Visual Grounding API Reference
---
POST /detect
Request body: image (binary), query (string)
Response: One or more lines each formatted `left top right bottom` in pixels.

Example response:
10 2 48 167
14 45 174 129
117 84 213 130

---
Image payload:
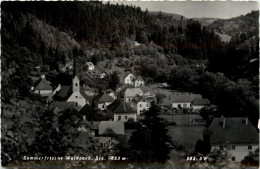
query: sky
109 1 259 19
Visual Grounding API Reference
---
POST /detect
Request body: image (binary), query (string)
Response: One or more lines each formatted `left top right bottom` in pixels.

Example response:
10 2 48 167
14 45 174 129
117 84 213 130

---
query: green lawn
168 126 204 151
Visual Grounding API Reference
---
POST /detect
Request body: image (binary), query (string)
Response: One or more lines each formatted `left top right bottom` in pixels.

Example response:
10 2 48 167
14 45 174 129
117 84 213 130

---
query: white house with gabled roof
134 76 145 87
209 117 259 162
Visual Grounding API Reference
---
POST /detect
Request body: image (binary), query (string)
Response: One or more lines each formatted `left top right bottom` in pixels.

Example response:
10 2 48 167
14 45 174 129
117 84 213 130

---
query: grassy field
168 126 204 151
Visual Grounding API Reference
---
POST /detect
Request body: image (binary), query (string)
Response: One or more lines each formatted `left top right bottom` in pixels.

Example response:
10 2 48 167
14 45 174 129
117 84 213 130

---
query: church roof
52 86 91 101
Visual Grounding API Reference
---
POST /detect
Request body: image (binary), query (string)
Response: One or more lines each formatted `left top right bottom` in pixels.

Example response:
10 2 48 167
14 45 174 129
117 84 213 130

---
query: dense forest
1 1 259 166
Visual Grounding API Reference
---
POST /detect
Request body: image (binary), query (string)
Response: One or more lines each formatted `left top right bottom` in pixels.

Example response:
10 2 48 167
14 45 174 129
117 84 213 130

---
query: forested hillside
1 1 259 167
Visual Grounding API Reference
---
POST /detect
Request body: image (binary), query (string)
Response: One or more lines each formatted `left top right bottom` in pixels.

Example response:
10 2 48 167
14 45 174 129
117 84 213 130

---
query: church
52 58 91 108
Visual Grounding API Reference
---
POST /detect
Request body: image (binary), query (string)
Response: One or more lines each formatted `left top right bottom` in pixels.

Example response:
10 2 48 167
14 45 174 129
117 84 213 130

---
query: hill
148 11 186 20
208 10 259 38
192 17 218 26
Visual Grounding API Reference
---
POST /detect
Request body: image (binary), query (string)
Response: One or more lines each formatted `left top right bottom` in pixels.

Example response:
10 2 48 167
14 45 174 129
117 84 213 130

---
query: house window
75 96 78 98
75 102 78 107
102 104 105 108
248 145 252 150
129 98 131 101
125 115 127 119
232 157 236 161
220 146 223 150
232 146 235 150
118 116 121 121
140 104 142 107
183 103 187 107
75 83 78 86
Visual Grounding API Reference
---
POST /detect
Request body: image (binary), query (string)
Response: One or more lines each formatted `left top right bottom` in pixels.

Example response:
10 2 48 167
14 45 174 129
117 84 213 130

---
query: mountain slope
208 10 259 38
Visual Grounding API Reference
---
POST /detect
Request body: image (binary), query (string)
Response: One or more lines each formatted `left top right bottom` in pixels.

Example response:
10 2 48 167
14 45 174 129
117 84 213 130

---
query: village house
107 99 137 122
121 72 145 87
100 71 106 79
99 121 125 135
86 62 95 70
208 117 259 162
134 76 145 87
93 93 115 110
130 96 153 115
77 116 100 137
93 137 112 149
191 98 211 111
171 93 202 109
124 88 144 103
31 75 53 95
122 72 135 85
82 85 96 97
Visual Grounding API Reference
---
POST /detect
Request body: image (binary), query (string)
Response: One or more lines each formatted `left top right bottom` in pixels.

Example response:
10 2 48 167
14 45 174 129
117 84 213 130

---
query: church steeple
72 56 80 93
73 56 78 78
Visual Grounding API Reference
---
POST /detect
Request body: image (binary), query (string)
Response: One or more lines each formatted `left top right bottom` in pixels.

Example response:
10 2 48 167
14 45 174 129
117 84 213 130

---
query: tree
108 71 119 90
129 103 172 163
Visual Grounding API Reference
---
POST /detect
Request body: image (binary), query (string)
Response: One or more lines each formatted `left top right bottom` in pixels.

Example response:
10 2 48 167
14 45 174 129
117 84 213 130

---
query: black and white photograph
1 1 259 168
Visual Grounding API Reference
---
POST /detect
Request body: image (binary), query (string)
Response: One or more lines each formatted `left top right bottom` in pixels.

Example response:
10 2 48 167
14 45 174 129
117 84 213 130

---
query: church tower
72 57 80 93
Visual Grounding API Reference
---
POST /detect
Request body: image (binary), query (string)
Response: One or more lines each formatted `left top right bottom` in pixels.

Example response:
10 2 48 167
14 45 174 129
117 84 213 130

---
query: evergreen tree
129 103 172 163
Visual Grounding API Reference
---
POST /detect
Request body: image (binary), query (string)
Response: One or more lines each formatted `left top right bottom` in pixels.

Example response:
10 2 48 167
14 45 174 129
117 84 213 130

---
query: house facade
134 76 145 87
130 97 151 115
191 98 211 110
124 88 144 103
99 121 125 135
32 75 53 95
208 117 259 162
86 62 95 70
123 73 135 85
93 93 115 110
171 93 202 109
107 99 137 122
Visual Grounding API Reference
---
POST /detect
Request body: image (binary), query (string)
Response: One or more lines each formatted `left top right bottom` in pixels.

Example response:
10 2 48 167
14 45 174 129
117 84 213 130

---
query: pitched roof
86 62 94 66
53 86 72 101
192 98 211 106
123 72 134 79
99 121 125 135
172 94 202 103
138 86 149 93
135 76 144 81
93 137 111 144
80 89 93 100
93 93 115 103
34 77 52 90
124 88 143 98
208 117 259 145
49 101 77 111
107 99 136 114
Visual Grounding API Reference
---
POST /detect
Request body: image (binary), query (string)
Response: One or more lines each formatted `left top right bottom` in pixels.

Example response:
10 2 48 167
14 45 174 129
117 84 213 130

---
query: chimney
246 117 248 125
41 75 45 79
83 115 86 121
221 115 225 128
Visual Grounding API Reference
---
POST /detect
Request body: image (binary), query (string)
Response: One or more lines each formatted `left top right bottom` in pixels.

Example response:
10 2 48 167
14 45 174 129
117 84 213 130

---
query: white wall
67 92 86 107
211 144 259 162
35 90 53 95
114 114 136 122
192 105 205 110
172 102 191 108
137 101 150 115
98 102 112 110
135 80 144 87
124 74 134 85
